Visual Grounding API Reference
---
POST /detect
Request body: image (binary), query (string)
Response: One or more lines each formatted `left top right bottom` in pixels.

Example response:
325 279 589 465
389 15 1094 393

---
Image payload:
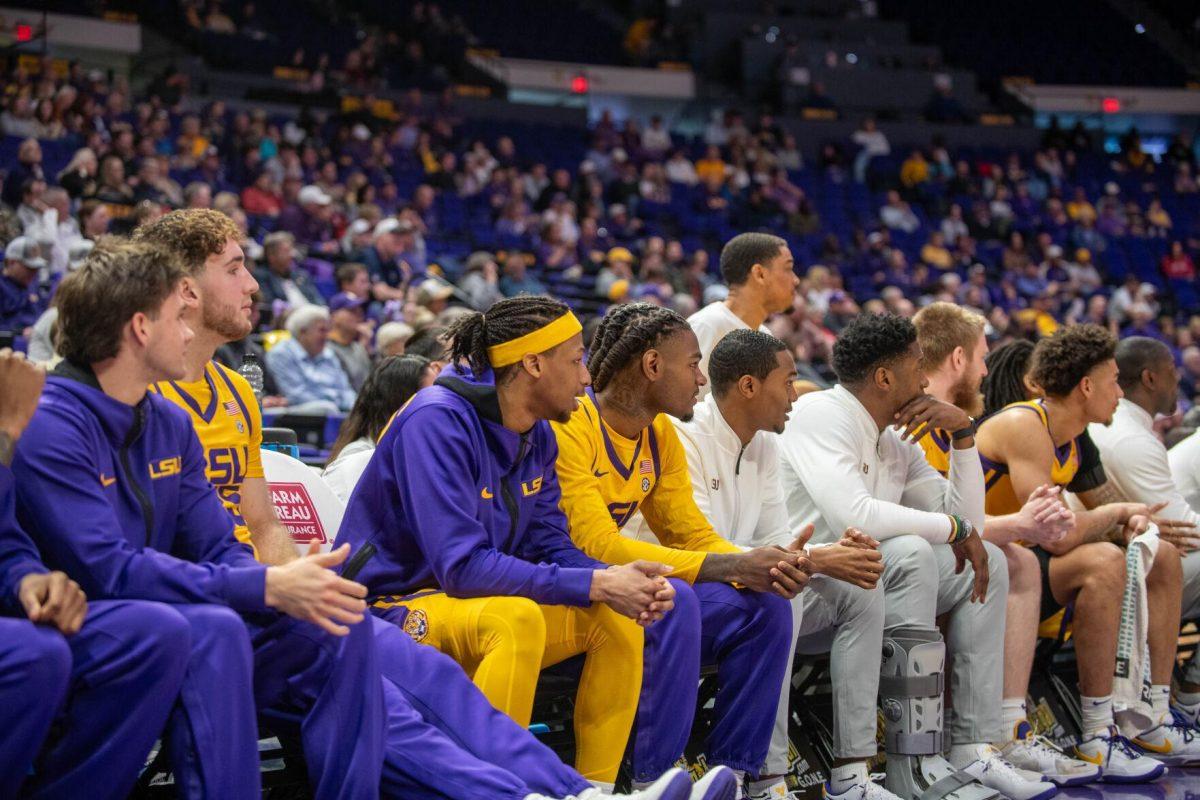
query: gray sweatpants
1181 549 1200 684
879 535 1008 746
764 574 885 774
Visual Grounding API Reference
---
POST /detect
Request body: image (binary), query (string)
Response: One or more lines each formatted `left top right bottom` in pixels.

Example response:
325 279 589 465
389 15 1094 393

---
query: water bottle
238 353 264 405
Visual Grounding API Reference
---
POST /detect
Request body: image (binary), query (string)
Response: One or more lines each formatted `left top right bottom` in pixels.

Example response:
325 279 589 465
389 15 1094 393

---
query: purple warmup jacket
11 360 268 611
335 363 604 604
0 464 46 612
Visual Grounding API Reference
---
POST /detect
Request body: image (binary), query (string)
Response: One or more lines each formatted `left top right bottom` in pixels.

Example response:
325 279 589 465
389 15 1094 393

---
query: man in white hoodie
1089 336 1200 727
776 313 1048 800
660 328 891 800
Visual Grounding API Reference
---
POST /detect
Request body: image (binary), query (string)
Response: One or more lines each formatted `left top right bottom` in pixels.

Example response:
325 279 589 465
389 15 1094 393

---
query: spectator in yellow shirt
695 145 727 185
921 230 954 270
900 149 930 189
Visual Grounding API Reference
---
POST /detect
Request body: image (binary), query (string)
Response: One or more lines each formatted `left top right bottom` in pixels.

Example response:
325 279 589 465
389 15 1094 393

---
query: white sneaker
1132 718 1200 767
690 766 738 800
571 768 692 800
957 745 1057 800
1170 703 1200 729
822 774 904 800
1001 733 1102 786
1074 727 1165 783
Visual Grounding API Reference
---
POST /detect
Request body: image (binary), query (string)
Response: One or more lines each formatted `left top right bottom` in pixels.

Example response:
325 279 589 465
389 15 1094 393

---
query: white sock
747 775 788 795
948 743 987 769
1176 687 1200 709
1000 697 1028 741
828 762 868 794
1080 694 1114 737
1151 684 1171 724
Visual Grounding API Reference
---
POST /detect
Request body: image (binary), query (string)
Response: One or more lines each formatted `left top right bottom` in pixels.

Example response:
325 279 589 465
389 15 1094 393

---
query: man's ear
642 348 661 381
178 275 200 307
738 374 758 399
951 345 966 372
1142 367 1159 392
128 312 151 349
872 364 891 392
520 352 544 379
750 262 766 284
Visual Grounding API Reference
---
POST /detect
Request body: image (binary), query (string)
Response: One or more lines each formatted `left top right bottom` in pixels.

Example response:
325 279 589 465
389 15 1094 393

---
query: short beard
203 302 252 343
950 374 984 419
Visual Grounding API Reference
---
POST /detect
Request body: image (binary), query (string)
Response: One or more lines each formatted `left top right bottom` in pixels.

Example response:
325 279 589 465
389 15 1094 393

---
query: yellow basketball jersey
917 428 953 477
980 400 1080 517
151 361 264 548
551 389 740 583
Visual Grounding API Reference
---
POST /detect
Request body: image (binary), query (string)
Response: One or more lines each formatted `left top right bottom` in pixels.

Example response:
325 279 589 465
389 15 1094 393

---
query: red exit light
15 23 32 42
1102 96 1121 113
570 74 589 94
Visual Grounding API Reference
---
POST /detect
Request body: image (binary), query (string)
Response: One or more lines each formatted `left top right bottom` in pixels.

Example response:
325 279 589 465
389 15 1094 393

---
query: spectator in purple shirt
278 184 339 256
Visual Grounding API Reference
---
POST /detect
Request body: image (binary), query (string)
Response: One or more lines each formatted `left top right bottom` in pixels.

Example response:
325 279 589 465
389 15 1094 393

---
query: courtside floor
1062 769 1200 799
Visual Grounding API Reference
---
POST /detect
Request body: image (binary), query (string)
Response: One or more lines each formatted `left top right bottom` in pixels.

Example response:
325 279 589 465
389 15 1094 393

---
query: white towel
1113 528 1160 737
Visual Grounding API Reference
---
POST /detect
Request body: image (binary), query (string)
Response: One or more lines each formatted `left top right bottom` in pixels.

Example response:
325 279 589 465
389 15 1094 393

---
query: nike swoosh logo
1132 737 1173 755
480 487 493 499
1073 749 1104 766
100 474 116 487
593 470 609 478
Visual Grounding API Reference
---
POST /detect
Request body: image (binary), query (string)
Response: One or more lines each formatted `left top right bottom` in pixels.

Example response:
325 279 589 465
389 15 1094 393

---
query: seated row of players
0 215 708 800
7 214 1200 800
682 235 1196 794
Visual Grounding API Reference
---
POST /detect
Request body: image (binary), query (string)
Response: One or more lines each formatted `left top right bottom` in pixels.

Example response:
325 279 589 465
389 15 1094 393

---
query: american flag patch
224 399 241 416
639 459 653 475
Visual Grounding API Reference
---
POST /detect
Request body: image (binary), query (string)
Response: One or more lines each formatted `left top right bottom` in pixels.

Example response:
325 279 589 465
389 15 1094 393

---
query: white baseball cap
298 185 332 206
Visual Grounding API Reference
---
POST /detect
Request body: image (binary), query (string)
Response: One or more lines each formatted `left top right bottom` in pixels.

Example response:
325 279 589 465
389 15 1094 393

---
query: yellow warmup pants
375 592 643 781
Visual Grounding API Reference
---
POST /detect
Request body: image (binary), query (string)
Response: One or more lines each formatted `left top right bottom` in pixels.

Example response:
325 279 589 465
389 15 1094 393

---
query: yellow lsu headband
487 312 583 367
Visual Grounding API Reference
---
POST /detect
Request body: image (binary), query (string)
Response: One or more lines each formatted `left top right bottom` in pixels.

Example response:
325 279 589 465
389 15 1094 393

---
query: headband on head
487 312 582 367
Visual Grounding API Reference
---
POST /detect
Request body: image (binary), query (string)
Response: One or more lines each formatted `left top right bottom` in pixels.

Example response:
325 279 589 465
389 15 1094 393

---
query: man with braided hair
142 210 690 800
337 295 737 799
635 328 893 800
552 302 808 798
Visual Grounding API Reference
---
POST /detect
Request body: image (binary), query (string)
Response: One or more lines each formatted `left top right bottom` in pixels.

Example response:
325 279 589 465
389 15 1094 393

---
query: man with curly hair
976 323 1194 776
912 303 1099 788
553 302 808 799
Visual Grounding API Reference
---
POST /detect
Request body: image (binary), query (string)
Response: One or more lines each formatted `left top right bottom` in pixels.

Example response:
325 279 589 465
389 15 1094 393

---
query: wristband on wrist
951 422 976 442
947 513 974 544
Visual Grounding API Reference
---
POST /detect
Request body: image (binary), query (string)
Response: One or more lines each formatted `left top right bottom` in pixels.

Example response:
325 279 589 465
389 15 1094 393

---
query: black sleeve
1066 430 1107 493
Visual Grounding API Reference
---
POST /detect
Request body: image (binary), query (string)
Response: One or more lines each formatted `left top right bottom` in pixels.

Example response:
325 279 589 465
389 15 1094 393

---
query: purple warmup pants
164 605 386 800
0 600 190 799
370 617 592 800
633 580 794 781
